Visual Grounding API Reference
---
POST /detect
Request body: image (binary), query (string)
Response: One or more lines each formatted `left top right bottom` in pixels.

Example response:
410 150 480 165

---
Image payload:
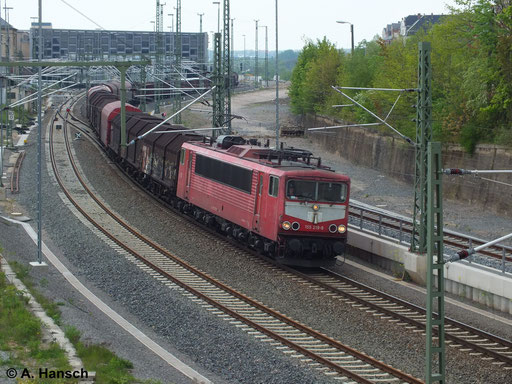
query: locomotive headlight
282 221 291 230
312 204 320 211
338 225 346 233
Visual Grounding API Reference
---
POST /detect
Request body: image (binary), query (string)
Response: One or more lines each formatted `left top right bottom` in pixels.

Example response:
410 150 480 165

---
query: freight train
85 83 350 267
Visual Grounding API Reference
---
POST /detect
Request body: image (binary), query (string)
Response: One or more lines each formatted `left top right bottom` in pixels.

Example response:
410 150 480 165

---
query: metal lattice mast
254 19 259 88
222 0 231 133
212 32 223 133
154 0 164 114
411 42 432 254
174 0 182 123
231 18 234 74
426 141 445 384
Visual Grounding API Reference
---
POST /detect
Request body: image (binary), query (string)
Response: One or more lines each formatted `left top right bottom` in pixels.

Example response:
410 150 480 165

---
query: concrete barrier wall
302 115 512 215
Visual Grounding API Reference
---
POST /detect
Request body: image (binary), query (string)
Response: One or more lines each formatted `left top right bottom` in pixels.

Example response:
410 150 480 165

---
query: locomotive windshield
286 180 348 203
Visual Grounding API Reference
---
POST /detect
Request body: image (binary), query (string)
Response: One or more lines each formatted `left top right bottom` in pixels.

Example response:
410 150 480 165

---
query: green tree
289 40 320 115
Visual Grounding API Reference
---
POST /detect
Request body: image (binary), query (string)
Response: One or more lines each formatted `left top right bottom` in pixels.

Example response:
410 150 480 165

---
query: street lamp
212 1 220 33
261 25 268 87
336 20 354 54
242 34 246 74
254 19 259 88
168 13 174 32
197 13 204 33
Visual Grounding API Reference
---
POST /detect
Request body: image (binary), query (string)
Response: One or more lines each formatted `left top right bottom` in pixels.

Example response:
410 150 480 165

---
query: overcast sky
5 0 457 51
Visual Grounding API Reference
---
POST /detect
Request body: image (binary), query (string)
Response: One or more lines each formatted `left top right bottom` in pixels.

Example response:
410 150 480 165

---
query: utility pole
254 19 259 88
242 34 246 74
174 0 182 124
263 25 268 87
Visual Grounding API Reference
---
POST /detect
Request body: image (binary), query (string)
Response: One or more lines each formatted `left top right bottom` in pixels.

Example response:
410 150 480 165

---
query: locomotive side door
185 151 193 199
252 172 263 232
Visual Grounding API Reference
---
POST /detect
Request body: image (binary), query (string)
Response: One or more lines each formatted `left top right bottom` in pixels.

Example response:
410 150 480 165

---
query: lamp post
242 34 246 74
262 25 268 87
212 2 220 33
197 13 204 33
167 13 174 66
168 13 174 32
336 20 354 54
254 19 259 88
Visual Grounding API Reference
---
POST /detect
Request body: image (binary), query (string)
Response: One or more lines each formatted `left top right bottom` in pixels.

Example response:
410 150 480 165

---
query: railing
348 200 512 275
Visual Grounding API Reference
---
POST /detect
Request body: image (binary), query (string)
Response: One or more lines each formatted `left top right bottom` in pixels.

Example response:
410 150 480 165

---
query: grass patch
4 260 163 383
9 261 62 325
0 269 72 383
65 327 163 384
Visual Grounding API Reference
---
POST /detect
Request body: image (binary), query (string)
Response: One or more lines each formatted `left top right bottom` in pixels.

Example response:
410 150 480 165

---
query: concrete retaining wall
302 115 512 215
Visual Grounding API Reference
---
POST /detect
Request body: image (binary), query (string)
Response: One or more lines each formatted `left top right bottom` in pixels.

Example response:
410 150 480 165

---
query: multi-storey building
29 23 208 64
381 14 443 43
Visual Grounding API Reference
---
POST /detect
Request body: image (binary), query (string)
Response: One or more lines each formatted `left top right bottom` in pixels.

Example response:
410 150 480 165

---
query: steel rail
291 267 512 367
10 151 25 193
54 97 423 384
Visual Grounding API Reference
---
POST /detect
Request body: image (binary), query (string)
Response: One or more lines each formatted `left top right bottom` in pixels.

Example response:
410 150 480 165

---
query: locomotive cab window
268 176 279 197
180 148 186 165
286 180 348 203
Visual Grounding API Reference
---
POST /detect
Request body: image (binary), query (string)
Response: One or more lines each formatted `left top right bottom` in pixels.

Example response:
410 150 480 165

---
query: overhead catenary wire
127 86 216 146
332 86 415 146
309 123 382 131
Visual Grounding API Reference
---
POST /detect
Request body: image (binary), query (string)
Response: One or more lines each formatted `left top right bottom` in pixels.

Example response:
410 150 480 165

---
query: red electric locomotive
86 81 349 267
176 136 350 267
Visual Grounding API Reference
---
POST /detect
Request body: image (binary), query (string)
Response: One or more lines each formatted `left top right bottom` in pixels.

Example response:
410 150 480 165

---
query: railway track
53 97 424 383
10 150 25 194
293 267 512 369
62 96 512 377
